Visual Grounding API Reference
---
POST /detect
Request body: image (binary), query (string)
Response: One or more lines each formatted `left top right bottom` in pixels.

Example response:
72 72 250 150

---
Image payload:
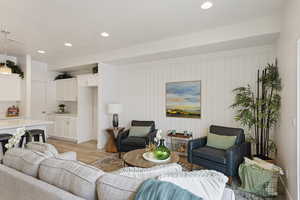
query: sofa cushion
26 142 59 157
193 146 226 164
39 158 105 200
0 164 84 200
121 137 146 147
3 148 50 177
158 170 228 200
114 163 182 180
97 173 144 200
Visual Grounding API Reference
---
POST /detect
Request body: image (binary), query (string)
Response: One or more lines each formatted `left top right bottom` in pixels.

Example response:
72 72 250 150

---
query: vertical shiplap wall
116 46 275 138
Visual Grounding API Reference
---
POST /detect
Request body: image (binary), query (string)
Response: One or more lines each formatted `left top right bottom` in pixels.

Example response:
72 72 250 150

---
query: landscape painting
166 81 201 118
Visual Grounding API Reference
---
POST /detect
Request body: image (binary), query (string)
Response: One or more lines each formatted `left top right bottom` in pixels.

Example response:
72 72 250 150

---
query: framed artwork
166 81 201 118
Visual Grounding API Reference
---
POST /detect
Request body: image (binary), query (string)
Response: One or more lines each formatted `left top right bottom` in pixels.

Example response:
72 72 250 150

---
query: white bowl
143 152 171 163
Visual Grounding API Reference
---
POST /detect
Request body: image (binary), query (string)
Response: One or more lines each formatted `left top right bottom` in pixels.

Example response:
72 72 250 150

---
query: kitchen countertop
53 113 78 117
0 119 53 130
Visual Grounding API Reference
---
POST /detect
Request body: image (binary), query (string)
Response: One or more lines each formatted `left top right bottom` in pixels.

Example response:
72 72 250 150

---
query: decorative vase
112 113 119 128
154 139 170 160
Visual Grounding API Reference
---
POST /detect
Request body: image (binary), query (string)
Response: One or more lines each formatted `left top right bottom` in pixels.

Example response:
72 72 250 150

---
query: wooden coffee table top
123 149 180 168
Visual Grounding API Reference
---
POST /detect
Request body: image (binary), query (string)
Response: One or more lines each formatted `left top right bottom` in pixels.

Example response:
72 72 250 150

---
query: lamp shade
107 104 122 114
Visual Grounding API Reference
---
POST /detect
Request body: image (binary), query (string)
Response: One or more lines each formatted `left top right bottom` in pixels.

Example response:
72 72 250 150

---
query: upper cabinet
0 74 21 101
56 78 77 101
77 74 99 87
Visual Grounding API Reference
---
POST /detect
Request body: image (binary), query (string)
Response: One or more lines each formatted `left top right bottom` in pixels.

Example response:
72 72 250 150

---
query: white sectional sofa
0 143 235 200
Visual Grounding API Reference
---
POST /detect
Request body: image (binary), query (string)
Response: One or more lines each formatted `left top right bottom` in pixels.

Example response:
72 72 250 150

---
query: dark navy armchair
188 125 251 180
117 120 157 157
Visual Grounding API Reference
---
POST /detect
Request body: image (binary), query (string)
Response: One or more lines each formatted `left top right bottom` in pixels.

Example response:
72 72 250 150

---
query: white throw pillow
158 170 228 200
114 163 182 180
26 142 59 157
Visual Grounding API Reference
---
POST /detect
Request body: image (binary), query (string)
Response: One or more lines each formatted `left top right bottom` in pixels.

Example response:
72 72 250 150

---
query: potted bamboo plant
231 61 281 161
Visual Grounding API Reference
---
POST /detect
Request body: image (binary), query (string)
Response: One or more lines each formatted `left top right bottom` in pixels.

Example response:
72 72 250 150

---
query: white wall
97 64 120 149
105 46 275 139
276 0 300 199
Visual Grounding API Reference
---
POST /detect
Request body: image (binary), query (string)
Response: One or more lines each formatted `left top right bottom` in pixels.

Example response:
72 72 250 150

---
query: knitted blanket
135 179 202 200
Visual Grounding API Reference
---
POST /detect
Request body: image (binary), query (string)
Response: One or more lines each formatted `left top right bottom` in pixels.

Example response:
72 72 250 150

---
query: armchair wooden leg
190 163 193 171
227 176 233 185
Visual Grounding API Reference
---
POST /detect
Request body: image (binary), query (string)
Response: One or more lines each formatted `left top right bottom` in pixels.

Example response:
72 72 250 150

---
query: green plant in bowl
154 139 170 160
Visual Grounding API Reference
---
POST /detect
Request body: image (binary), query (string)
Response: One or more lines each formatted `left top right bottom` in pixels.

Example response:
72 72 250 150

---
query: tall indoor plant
231 61 281 160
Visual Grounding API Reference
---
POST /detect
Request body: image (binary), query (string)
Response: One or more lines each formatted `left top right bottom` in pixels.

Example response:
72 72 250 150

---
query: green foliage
0 60 24 79
231 61 281 158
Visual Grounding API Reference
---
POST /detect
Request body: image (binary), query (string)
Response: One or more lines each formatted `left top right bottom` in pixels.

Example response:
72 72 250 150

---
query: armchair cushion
128 126 151 137
206 133 236 150
192 147 226 164
131 120 155 132
210 125 244 145
121 137 146 147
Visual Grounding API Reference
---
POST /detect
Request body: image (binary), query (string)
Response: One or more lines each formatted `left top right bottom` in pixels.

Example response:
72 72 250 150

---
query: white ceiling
0 0 282 65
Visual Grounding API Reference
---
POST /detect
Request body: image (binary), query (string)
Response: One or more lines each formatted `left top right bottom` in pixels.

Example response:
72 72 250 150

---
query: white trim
297 39 300 200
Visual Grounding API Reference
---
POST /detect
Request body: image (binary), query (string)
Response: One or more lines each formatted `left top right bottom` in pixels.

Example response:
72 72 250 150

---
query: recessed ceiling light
64 42 72 47
101 32 110 37
201 1 213 10
37 50 46 54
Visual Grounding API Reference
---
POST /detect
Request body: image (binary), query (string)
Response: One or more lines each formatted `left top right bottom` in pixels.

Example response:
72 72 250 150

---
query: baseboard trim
48 136 77 143
279 175 294 200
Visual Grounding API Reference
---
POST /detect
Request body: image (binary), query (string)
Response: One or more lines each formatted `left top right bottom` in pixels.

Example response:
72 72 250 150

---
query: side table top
123 149 180 168
106 127 125 138
106 127 125 132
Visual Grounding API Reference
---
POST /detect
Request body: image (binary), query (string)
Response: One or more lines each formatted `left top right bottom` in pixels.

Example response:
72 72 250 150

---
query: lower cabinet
52 115 78 142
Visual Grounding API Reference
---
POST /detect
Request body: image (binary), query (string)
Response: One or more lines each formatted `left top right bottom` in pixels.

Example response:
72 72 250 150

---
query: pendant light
0 28 12 75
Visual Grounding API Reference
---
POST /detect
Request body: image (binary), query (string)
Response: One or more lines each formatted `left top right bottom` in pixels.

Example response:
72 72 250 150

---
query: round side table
105 128 124 153
123 149 180 168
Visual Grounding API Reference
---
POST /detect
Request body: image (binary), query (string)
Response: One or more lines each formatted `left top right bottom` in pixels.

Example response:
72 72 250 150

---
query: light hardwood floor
48 138 110 164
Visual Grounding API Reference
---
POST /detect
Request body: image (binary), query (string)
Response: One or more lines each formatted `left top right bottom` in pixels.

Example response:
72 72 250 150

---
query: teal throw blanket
135 179 202 200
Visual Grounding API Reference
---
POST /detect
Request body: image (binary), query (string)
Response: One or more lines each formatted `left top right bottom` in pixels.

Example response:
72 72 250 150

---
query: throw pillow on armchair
128 126 152 137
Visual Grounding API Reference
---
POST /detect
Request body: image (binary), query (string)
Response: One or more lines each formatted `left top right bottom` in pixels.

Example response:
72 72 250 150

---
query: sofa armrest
187 137 207 163
56 152 77 161
146 129 158 144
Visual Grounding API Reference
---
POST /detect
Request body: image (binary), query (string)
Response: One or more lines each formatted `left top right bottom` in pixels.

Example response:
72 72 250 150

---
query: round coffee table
123 149 180 168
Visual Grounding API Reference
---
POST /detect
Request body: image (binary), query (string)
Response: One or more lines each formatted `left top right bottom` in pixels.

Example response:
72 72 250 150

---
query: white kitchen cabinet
46 114 55 136
55 78 77 101
56 80 65 101
0 74 21 101
53 115 77 141
77 74 99 87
